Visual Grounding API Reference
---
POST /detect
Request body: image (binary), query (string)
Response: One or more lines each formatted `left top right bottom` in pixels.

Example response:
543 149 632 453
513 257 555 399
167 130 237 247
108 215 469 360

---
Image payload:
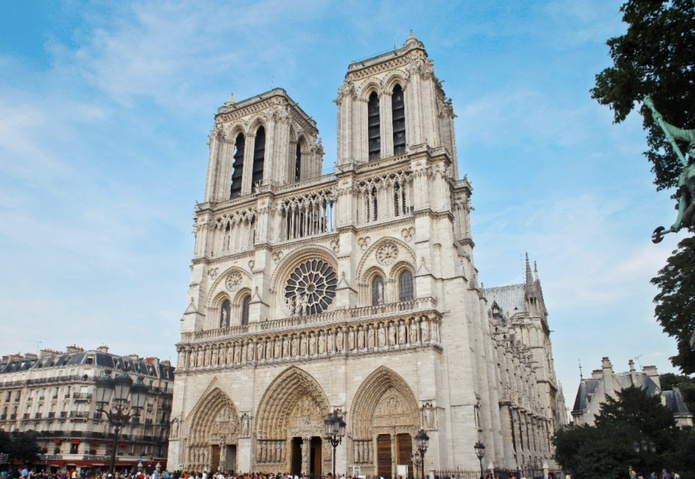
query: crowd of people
629 466 682 479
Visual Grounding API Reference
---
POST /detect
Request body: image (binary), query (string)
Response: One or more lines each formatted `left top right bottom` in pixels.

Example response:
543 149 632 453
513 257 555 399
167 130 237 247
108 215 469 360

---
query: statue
644 96 695 242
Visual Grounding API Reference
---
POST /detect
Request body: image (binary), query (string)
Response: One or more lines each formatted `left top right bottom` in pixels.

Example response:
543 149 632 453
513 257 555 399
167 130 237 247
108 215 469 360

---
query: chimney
97 345 109 354
642 365 661 389
628 360 638 386
65 345 84 354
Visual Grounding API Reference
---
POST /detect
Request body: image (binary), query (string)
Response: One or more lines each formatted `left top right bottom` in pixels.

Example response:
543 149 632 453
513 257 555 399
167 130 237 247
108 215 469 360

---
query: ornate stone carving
401 227 415 242
225 271 243 291
358 236 371 251
285 259 338 316
376 243 399 266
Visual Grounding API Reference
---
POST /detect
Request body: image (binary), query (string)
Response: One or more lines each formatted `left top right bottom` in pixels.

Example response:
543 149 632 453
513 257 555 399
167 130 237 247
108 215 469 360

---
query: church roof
483 284 527 317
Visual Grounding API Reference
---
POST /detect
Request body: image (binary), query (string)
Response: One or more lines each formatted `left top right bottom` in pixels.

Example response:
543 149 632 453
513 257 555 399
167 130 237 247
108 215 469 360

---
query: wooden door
211 445 220 472
377 434 392 479
396 434 413 479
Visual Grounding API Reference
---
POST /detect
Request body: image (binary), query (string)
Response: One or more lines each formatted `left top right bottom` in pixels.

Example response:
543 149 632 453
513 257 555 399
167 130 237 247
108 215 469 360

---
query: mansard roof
0 348 174 380
662 387 691 416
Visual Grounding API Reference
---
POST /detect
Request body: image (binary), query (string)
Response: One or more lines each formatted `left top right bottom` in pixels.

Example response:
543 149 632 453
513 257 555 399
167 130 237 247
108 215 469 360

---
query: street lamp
414 429 429 479
95 373 149 475
324 409 346 479
474 441 486 479
410 452 422 479
633 438 656 477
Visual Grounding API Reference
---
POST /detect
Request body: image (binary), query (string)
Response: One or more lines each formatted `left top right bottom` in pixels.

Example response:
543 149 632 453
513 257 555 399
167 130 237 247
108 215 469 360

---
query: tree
553 386 689 479
593 0 695 373
0 430 41 464
651 236 695 374
591 0 695 191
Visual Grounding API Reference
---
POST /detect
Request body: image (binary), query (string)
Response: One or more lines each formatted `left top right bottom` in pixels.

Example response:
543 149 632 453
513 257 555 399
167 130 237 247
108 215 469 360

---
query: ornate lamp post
414 429 429 479
95 373 149 475
633 438 656 477
410 452 422 479
474 441 486 479
324 409 346 479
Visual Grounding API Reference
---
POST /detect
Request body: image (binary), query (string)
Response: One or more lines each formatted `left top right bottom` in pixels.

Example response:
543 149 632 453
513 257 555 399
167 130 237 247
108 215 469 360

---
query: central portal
289 437 323 476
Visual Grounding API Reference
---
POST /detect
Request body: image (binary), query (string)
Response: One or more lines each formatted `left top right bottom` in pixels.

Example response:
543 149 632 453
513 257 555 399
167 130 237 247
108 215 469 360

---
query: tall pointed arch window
241 295 251 325
230 133 245 199
392 84 406 155
398 270 413 302
372 275 384 306
252 126 265 191
220 299 231 328
368 92 381 161
294 142 302 182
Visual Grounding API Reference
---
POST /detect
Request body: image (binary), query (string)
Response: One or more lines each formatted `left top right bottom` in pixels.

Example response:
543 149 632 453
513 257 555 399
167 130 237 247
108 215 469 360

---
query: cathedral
168 34 567 478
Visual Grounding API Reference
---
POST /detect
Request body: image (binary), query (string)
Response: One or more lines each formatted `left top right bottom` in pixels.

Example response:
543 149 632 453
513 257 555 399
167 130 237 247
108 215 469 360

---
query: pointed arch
350 366 419 439
188 387 241 446
255 366 331 440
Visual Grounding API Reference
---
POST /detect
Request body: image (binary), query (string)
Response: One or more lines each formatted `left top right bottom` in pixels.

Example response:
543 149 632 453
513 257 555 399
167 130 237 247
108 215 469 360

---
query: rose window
285 259 337 315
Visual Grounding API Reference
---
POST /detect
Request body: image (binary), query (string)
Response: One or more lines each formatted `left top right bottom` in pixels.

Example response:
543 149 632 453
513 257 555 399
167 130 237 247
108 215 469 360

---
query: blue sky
0 0 686 415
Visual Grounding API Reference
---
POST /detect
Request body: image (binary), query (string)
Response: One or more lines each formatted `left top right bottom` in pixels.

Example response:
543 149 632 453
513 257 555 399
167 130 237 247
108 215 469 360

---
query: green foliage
553 387 692 479
651 236 695 374
0 430 41 463
591 0 695 191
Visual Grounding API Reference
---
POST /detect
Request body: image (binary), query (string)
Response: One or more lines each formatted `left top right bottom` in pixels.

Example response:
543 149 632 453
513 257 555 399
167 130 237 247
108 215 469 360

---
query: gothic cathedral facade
169 34 566 477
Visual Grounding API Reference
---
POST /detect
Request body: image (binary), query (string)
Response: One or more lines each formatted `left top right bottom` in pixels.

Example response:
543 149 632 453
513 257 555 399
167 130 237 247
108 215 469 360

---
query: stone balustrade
177 302 440 372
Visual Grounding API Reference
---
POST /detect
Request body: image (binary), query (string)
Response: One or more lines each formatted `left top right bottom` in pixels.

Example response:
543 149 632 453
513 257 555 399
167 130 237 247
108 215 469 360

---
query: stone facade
0 345 174 471
169 34 567 478
572 357 693 428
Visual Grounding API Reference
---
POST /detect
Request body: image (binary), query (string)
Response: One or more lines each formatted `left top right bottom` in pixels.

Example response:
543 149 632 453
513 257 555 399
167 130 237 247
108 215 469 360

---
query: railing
81 454 110 462
179 302 442 371
73 392 92 401
181 297 437 343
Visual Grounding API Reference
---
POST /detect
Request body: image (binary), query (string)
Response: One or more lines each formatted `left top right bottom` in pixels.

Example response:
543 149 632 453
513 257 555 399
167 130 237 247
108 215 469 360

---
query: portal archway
255 366 331 475
187 388 240 472
351 367 419 479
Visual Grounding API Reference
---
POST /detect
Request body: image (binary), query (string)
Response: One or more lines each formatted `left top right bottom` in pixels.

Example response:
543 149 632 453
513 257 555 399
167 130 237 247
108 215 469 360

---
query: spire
534 260 539 282
525 252 533 286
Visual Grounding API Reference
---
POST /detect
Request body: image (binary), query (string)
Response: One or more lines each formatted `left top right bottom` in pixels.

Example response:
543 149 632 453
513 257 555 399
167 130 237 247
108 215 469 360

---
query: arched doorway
255 366 331 475
187 388 240 472
351 367 419 479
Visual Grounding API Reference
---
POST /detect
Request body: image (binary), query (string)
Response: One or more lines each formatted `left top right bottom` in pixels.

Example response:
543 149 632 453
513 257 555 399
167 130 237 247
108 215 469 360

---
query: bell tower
335 32 458 178
204 88 323 204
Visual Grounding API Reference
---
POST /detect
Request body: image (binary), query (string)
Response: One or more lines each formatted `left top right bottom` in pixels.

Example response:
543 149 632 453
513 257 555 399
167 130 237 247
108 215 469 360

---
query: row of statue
180 316 439 370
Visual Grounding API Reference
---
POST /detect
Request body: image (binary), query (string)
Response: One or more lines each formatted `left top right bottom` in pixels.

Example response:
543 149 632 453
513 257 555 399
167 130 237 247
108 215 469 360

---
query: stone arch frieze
350 366 419 439
206 267 253 310
255 366 331 440
188 386 241 447
357 237 415 282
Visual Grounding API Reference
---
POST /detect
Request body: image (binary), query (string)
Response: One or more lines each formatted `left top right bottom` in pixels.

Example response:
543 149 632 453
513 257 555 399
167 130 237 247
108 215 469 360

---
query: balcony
69 411 89 421
81 455 109 462
72 393 92 402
